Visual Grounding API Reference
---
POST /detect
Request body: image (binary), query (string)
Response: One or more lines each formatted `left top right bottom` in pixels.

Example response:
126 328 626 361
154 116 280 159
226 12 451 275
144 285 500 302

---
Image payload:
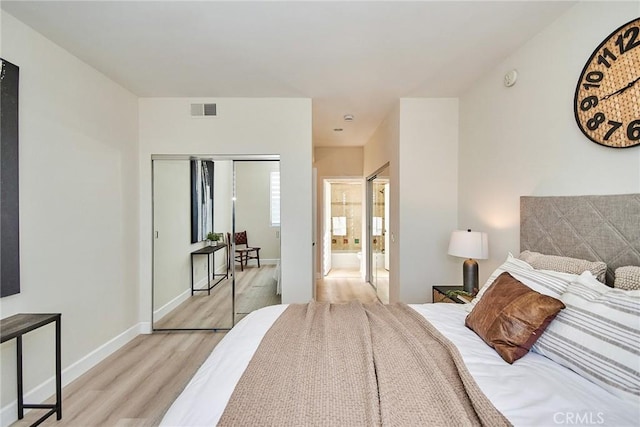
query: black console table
191 244 229 295
1 313 62 426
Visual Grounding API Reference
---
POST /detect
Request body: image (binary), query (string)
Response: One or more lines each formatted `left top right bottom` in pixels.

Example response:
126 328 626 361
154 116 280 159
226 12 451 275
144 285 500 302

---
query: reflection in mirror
190 159 214 243
153 159 233 330
369 165 389 303
233 161 282 322
152 157 282 331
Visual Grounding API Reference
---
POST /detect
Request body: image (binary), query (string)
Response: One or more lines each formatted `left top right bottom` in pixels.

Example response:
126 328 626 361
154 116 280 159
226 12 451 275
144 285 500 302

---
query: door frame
321 177 366 279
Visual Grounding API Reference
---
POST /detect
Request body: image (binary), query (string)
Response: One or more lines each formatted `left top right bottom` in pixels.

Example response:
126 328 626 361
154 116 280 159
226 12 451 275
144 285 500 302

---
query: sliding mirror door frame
366 163 390 302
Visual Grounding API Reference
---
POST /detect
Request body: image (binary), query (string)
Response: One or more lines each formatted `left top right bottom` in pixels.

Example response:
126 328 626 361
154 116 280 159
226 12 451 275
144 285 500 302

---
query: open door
384 182 390 271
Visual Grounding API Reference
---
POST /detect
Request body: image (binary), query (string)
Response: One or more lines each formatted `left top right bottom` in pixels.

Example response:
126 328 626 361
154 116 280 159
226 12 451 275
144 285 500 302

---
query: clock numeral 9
587 112 605 131
628 120 640 141
580 96 598 112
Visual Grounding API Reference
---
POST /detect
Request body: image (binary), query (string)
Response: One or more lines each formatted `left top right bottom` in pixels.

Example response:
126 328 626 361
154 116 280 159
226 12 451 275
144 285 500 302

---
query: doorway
322 179 365 279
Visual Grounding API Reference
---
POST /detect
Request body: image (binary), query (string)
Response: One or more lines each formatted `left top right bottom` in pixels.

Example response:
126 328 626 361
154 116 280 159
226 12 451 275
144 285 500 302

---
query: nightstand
432 285 473 304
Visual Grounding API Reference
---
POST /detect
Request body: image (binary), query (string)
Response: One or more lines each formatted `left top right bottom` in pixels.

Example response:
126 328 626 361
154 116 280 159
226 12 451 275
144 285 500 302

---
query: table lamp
448 229 489 294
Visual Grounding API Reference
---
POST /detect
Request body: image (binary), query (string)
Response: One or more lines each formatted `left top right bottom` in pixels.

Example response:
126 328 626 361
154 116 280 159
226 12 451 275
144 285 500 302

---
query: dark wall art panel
191 160 214 243
1 58 20 297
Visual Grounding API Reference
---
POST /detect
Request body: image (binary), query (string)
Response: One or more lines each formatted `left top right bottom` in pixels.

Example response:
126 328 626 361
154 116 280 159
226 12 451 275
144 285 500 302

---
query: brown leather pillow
465 272 565 364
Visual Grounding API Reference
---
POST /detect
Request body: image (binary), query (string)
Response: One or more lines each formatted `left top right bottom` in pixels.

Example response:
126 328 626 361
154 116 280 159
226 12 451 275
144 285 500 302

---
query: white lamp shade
448 230 489 260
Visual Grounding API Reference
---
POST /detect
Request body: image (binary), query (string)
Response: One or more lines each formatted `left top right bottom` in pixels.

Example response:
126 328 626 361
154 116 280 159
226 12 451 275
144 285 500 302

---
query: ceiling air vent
191 103 217 117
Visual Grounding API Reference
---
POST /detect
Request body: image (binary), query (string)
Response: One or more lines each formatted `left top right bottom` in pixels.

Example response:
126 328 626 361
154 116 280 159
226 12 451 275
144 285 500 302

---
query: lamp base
462 259 478 294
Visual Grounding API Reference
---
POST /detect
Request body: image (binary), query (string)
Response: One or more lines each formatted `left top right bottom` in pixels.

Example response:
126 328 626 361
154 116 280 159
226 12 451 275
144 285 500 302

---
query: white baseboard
0 322 143 427
154 264 229 324
139 322 152 334
153 288 191 322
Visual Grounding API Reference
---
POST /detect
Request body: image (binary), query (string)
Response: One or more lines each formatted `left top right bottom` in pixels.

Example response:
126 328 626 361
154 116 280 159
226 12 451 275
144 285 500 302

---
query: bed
161 194 640 426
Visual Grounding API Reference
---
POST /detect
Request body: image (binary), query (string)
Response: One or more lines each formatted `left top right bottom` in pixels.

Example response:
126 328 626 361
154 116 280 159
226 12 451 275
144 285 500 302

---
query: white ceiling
1 1 575 147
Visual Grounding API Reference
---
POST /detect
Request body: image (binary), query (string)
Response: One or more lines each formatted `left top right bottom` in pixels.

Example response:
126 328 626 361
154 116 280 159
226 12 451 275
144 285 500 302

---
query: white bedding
161 303 640 427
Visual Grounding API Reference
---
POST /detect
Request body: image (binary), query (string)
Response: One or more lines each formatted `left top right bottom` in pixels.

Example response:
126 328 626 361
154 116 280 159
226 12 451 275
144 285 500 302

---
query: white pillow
518 250 607 283
532 271 640 403
465 253 578 313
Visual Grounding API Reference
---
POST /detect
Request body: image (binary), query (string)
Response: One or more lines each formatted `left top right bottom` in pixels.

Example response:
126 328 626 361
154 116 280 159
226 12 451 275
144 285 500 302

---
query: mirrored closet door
233 160 282 322
152 156 281 331
367 164 389 304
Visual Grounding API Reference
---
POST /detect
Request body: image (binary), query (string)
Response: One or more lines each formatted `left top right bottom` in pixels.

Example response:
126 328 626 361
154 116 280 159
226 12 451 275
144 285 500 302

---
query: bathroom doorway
322 179 365 279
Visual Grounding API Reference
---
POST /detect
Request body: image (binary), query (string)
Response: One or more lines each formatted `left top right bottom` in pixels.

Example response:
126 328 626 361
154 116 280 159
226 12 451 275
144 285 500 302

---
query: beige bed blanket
219 301 510 426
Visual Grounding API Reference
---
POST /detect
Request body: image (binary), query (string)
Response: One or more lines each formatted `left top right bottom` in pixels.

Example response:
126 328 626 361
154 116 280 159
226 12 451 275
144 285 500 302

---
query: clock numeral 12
615 26 640 54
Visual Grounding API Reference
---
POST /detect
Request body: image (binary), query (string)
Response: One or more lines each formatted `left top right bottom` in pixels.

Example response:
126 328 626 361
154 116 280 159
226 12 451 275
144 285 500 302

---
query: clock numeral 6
580 96 598 112
628 120 640 141
587 112 605 131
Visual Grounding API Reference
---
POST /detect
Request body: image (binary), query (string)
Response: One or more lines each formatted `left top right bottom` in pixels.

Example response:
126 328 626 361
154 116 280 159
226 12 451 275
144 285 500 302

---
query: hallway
316 269 378 304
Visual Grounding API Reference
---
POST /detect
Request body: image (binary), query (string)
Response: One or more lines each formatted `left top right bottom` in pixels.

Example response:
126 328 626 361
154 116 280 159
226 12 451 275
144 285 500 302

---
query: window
270 171 280 227
332 216 347 236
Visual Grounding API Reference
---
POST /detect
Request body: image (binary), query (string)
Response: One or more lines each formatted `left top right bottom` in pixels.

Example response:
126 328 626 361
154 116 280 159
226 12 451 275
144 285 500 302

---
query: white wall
138 98 313 315
398 99 459 303
459 2 640 285
363 99 459 303
0 11 139 423
235 161 280 263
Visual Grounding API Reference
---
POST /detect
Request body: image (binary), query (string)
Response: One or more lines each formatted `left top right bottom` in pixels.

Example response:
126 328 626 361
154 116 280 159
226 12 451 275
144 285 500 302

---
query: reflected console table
191 244 229 295
0 313 62 426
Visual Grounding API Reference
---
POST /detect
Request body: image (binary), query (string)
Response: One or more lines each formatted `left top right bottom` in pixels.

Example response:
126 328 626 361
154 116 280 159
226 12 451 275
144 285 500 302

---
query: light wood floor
13 331 225 427
12 268 376 427
316 274 379 304
155 265 280 329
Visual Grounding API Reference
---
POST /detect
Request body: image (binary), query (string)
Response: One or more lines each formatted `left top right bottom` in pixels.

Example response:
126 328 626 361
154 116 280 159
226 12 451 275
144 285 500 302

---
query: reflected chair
228 231 261 271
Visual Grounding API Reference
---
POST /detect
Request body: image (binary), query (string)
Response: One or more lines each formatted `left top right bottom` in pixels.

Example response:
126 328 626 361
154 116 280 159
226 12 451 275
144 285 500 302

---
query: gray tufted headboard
520 194 640 286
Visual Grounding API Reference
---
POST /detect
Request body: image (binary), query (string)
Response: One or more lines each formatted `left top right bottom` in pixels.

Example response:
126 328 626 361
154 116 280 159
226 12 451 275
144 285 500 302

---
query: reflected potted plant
206 232 222 246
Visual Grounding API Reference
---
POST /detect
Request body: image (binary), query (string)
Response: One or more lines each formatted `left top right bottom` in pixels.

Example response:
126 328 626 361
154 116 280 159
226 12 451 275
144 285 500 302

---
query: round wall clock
574 17 640 148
